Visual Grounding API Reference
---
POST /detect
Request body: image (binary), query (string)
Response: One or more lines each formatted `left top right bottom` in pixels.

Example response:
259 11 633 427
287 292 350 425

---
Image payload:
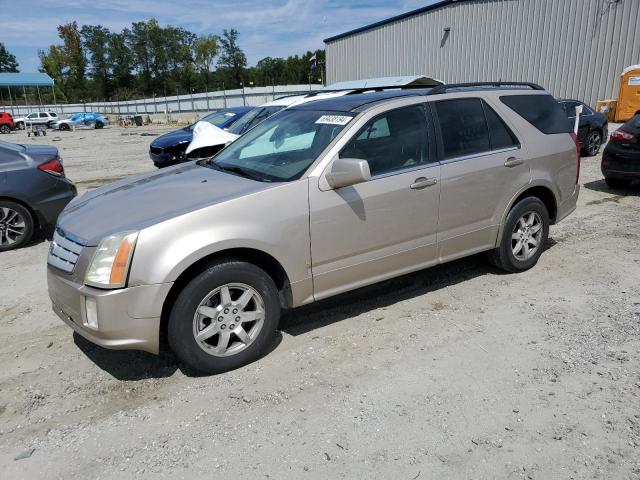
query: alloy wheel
587 131 601 156
511 211 543 261
192 283 266 357
0 207 27 246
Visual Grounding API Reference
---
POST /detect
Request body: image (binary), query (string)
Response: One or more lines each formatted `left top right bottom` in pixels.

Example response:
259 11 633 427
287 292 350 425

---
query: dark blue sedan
149 107 251 167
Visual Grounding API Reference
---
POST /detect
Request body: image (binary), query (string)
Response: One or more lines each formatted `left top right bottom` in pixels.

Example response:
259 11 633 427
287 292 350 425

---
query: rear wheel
0 125 10 134
0 201 34 251
488 197 549 273
605 178 632 189
95 121 104 129
168 260 280 374
583 130 602 157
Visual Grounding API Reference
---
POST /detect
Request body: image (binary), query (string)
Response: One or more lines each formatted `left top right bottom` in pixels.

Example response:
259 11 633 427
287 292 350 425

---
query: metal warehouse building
324 0 640 106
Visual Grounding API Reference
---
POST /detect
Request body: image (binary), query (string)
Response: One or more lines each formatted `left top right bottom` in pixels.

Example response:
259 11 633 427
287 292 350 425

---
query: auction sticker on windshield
315 115 352 126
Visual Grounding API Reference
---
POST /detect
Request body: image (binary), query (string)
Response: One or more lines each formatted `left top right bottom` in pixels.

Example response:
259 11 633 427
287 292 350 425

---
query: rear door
309 103 441 300
432 97 531 262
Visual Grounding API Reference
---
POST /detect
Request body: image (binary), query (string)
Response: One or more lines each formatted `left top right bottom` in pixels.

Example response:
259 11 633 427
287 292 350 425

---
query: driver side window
341 104 431 177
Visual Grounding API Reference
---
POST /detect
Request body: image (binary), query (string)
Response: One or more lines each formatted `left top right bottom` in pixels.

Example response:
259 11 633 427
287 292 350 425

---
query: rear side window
435 98 489 158
483 103 520 149
500 94 572 134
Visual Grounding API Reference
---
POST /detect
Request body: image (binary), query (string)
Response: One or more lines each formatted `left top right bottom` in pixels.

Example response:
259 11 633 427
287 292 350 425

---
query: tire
488 197 550 273
95 121 104 129
59 124 70 131
168 260 280 374
583 130 602 157
605 178 631 189
0 125 10 134
16 122 25 130
0 201 34 252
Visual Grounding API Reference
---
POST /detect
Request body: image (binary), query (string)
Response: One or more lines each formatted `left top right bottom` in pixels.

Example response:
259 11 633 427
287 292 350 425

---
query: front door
309 103 441 301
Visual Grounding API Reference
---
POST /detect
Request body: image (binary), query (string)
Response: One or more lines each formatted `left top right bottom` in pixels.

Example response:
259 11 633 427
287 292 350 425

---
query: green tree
108 33 135 95
194 34 217 92
81 25 112 99
57 22 87 99
0 43 19 72
217 29 247 86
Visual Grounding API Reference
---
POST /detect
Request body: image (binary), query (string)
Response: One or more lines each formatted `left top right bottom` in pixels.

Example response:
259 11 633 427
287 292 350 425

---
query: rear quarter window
500 94 572 134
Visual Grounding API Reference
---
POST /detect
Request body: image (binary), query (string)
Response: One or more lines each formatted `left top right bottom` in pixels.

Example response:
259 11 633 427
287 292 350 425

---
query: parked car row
1 111 110 132
1 77 637 376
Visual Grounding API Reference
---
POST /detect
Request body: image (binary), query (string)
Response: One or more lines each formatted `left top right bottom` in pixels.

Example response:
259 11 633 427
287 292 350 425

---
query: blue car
53 112 110 131
149 107 251 167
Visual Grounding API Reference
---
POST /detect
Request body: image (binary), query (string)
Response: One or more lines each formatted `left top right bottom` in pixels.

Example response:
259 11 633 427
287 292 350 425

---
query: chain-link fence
0 84 324 123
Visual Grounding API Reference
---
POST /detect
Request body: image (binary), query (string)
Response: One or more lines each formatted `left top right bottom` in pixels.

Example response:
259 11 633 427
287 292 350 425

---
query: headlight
85 231 138 289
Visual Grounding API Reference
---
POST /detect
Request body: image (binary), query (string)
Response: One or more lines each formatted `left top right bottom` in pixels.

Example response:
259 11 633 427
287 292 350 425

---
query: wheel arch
495 184 558 246
158 247 292 351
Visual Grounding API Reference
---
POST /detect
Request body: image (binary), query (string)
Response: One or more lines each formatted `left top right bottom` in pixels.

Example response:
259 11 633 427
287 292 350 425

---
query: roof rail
426 82 545 95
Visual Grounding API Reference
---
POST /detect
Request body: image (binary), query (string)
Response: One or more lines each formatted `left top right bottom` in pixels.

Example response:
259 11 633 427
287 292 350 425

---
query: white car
185 92 352 158
184 76 444 159
14 111 59 129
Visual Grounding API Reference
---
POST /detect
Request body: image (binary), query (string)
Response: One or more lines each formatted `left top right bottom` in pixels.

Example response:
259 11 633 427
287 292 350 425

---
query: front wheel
168 260 280 374
488 197 550 273
16 122 25 130
95 121 104 129
0 125 10 134
59 124 70 131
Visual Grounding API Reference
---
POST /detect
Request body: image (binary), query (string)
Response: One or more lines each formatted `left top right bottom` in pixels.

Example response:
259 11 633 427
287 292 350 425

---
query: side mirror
325 157 371 189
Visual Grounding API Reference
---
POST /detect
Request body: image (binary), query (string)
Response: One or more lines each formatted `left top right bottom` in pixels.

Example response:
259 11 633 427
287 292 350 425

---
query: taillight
609 128 635 143
569 132 581 184
38 157 64 176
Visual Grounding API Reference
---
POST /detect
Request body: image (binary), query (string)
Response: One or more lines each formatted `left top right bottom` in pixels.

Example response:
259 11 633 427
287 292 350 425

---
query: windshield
204 109 355 182
0 140 25 152
228 106 284 135
187 110 237 131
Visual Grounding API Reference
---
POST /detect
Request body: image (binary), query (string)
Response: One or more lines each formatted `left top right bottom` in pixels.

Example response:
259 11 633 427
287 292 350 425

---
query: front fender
128 179 311 296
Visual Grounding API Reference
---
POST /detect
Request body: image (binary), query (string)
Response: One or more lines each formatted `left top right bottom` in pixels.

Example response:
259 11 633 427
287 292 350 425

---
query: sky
1 0 438 72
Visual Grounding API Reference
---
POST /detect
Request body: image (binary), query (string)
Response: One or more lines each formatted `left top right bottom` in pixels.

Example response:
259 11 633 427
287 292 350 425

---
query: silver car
48 82 580 374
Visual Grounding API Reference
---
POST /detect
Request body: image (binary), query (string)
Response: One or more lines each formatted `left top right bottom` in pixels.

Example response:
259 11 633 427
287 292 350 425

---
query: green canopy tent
0 73 55 116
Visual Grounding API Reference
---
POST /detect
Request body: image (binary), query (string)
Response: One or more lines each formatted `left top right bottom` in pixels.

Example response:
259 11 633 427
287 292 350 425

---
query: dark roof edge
324 0 461 43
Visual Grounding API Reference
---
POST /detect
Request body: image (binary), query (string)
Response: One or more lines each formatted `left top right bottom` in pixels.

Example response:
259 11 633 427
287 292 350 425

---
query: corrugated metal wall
325 0 640 106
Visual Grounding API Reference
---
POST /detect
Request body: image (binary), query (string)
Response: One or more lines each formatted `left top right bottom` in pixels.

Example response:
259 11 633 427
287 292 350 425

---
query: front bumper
48 268 173 354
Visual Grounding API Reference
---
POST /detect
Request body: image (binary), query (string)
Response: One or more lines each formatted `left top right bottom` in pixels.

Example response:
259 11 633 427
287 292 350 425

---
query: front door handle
410 177 438 190
504 157 524 168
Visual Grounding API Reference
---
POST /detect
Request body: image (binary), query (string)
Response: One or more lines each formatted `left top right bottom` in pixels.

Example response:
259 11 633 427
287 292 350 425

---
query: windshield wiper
215 164 266 182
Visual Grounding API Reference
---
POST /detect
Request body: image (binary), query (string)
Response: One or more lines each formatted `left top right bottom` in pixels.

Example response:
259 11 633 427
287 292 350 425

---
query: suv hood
57 162 272 245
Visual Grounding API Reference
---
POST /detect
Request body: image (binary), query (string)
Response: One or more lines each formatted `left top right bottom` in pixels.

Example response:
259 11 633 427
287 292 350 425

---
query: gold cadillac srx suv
48 82 580 374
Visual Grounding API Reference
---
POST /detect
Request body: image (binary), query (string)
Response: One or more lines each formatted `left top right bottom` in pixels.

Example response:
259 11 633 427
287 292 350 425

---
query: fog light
85 297 99 329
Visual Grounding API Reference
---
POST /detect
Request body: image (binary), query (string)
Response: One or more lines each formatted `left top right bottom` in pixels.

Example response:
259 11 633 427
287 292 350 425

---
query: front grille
150 146 163 155
48 229 85 273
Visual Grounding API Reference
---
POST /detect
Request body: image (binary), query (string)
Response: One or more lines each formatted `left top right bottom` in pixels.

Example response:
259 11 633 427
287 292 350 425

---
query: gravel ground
0 125 638 479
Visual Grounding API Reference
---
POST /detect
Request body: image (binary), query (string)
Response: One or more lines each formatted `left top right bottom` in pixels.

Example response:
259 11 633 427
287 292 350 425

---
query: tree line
1 19 325 104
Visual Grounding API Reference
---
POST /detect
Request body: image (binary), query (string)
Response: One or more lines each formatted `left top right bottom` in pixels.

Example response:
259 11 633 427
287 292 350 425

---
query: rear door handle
410 177 438 190
504 157 524 168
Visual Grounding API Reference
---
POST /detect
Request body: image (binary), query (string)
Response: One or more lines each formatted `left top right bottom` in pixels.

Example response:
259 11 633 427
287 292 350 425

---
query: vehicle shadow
73 332 178 381
280 245 555 337
583 179 639 195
